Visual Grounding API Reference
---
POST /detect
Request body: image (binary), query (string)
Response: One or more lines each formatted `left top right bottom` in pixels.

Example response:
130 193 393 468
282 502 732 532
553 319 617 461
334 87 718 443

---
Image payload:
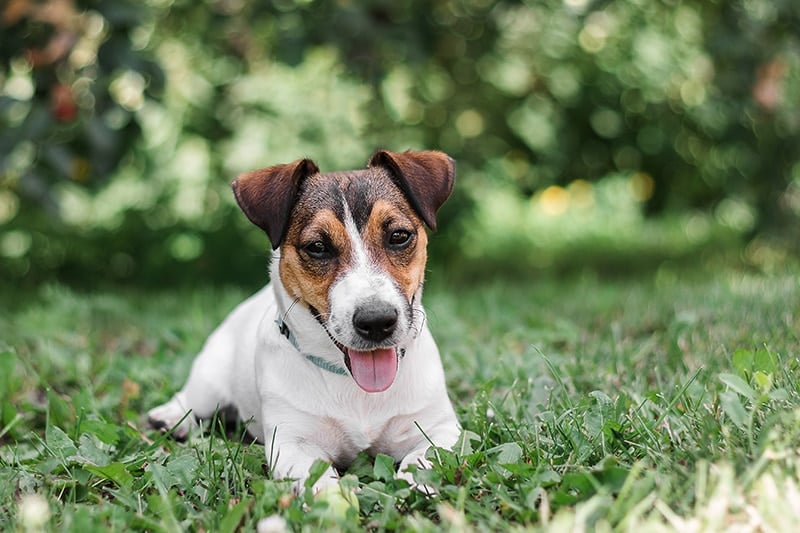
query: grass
1 259 799 531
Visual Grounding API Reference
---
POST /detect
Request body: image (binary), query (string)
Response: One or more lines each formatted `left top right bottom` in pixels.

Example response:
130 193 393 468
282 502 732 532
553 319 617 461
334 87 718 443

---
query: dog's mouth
309 305 401 393
343 346 398 393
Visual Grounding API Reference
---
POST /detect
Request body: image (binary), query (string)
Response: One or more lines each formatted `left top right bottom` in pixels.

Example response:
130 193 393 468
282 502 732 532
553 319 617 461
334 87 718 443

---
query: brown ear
367 150 455 231
231 159 319 249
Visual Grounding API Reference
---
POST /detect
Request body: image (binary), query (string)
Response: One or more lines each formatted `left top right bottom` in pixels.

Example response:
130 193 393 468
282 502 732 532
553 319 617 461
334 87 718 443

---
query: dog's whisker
283 297 302 322
411 306 427 322
408 306 427 338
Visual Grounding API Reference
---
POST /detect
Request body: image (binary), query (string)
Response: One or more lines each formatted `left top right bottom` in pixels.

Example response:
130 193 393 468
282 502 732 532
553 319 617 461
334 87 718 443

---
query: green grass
2 262 800 531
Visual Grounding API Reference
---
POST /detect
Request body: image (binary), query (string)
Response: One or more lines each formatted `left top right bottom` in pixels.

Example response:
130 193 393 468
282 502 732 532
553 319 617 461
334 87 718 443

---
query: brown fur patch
363 199 428 301
279 208 352 317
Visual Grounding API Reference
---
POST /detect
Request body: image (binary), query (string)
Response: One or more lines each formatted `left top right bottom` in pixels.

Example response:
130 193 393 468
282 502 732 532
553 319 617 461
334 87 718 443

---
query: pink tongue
346 347 398 393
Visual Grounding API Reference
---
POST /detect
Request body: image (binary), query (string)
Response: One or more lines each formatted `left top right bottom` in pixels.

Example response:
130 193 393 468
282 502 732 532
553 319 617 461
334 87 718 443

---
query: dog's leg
148 327 236 439
276 452 340 494
396 420 461 493
265 429 340 493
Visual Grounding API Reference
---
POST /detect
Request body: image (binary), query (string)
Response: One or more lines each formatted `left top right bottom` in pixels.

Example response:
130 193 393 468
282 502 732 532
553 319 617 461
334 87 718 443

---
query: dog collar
275 317 349 376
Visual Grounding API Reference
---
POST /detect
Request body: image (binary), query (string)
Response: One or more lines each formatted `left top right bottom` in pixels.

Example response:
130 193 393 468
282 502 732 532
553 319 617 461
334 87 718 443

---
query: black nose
353 301 398 342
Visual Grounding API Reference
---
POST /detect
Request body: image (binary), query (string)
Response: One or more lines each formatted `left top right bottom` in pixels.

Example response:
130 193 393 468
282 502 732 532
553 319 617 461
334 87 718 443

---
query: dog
147 149 461 492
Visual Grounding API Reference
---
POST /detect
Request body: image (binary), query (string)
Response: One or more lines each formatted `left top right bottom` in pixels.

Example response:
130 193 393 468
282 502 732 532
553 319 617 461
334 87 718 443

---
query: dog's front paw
147 393 195 440
398 451 437 495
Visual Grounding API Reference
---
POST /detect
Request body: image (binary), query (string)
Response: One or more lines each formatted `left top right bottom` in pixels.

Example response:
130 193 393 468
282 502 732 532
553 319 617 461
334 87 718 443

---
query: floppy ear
231 159 319 249
367 150 455 231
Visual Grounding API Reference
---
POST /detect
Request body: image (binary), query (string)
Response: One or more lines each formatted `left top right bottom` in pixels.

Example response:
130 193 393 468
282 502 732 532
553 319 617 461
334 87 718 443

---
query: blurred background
1 0 798 288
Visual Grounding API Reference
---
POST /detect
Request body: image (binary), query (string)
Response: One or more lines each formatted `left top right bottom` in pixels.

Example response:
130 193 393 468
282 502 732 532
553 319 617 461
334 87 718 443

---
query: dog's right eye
303 241 333 259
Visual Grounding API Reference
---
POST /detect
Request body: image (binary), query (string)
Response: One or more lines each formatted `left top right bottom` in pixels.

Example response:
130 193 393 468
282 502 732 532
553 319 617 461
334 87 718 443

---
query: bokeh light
1 0 798 285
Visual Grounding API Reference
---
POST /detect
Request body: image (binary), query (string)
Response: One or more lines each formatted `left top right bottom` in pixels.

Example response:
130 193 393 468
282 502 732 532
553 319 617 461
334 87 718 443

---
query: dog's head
232 150 455 393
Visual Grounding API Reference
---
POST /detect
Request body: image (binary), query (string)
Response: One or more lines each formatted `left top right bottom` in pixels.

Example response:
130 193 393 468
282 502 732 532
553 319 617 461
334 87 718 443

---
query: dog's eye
303 241 333 259
387 230 413 249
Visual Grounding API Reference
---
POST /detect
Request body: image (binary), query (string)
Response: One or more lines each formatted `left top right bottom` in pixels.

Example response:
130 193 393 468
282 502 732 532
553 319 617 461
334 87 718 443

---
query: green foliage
1 0 800 284
0 0 163 191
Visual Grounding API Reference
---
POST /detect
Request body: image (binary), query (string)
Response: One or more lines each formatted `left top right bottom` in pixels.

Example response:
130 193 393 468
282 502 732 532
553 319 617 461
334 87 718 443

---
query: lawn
1 260 799 531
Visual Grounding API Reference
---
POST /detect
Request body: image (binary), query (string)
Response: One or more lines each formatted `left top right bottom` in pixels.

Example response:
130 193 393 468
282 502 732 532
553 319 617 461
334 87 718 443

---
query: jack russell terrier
147 149 461 492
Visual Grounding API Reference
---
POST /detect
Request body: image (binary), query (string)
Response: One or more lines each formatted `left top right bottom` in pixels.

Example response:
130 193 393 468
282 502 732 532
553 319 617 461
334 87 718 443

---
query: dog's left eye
387 230 413 249
303 241 334 259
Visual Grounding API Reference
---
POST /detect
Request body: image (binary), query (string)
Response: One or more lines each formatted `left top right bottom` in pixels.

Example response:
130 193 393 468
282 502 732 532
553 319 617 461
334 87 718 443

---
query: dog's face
231 150 455 393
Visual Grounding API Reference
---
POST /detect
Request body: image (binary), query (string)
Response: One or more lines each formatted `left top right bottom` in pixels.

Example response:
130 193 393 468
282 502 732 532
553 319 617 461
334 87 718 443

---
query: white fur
327 204 412 350
147 248 460 492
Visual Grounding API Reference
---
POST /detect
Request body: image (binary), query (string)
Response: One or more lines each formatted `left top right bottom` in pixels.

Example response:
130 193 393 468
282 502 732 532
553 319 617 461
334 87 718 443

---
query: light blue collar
275 317 349 376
